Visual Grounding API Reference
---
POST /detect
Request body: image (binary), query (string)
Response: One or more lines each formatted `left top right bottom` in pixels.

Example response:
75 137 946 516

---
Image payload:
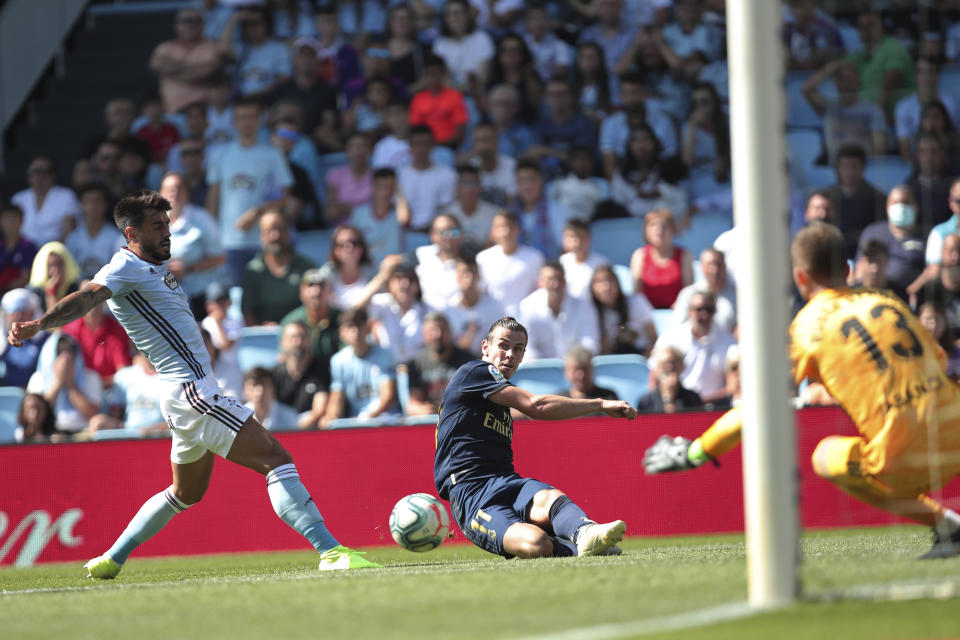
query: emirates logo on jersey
163 272 180 290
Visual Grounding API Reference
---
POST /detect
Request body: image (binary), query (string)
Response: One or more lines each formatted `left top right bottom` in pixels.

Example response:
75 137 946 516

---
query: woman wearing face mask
855 185 925 304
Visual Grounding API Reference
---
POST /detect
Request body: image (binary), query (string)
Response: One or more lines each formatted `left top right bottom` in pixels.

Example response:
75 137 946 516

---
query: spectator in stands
415 214 464 311
782 0 845 71
134 92 181 165
65 184 125 280
322 307 399 425
550 146 610 222
204 72 236 154
915 100 960 173
445 253 503 354
243 366 298 430
11 154 80 247
345 76 395 137
241 210 316 325
849 11 915 118
908 134 954 238
279 267 342 362
795 189 836 234
896 58 960 163
149 7 225 114
522 3 572 82
14 393 58 443
29 241 80 313
440 166 499 253
850 239 890 292
681 82 731 182
924 178 960 276
397 126 457 231
477 210 544 315
312 5 362 91
578 0 636 73
629 209 694 309
921 234 960 336
386 4 429 91
611 125 688 219
62 280 132 386
590 264 657 356
165 103 208 174
271 37 341 153
460 122 517 208
651 290 735 404
206 97 293 285
529 77 598 180
268 121 321 232
483 33 541 125
349 168 404 265
409 55 469 148
432 0 495 91
559 218 609 300
637 345 703 414
273 319 331 428
369 261 430 363
823 143 886 259
672 248 737 334
88 351 168 437
802 59 886 164
85 98 152 169
159 172 225 319
90 140 128 201
266 100 324 217
517 261 600 360
200 282 243 361
484 84 536 157
324 133 374 226
405 311 473 415
570 42 613 127
0 204 38 295
653 0 723 75
510 159 570 259
220 7 291 100
371 101 413 169
560 345 618 405
0 289 46 388
27 333 102 436
600 72 677 180
919 301 960 379
325 224 375 309
624 31 690 118
856 185 925 303
200 327 242 398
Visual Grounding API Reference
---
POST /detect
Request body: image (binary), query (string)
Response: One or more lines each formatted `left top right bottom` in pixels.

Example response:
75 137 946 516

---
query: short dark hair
542 260 565 279
233 95 262 113
456 253 478 269
618 71 645 87
373 167 396 180
494 209 519 226
340 307 368 328
564 218 590 233
792 222 848 282
409 125 434 140
77 183 111 202
244 366 273 386
835 143 866 165
0 203 24 219
486 316 528 343
113 189 171 235
455 164 480 178
860 239 889 260
515 158 541 175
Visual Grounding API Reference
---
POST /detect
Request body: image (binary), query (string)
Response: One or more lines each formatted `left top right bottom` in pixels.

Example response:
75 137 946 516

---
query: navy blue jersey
434 360 516 499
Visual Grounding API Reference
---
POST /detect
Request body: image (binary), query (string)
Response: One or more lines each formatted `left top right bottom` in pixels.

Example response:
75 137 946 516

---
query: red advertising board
1 407 955 566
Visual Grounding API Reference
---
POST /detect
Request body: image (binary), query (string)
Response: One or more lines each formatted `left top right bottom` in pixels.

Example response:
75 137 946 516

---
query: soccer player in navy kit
435 317 638 558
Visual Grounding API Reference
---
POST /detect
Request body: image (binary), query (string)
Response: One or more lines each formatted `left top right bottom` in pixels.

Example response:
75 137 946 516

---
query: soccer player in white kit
8 190 380 576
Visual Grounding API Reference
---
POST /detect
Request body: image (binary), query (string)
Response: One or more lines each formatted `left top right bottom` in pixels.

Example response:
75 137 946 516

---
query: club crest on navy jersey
488 364 506 383
163 271 180 290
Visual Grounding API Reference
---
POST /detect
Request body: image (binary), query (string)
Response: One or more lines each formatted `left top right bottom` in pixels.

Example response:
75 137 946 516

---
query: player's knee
533 489 565 510
512 532 553 559
172 484 206 505
265 441 293 472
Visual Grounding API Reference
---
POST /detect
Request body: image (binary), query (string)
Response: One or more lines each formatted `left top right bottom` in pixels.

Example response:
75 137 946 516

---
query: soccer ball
389 493 450 552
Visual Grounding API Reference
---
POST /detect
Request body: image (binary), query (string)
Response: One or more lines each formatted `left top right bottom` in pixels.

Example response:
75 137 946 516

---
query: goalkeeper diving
644 222 960 559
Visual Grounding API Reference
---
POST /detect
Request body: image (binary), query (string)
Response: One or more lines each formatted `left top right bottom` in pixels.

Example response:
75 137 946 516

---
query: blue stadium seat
785 71 836 129
687 166 731 200
296 229 334 263
404 230 431 252
589 217 644 266
676 209 733 257
651 308 675 336
804 164 836 190
316 152 348 204
591 354 650 406
863 156 913 193
430 146 456 167
838 23 863 54
237 326 281 373
510 359 567 395
0 387 25 443
786 128 824 173
939 65 960 102
612 263 633 295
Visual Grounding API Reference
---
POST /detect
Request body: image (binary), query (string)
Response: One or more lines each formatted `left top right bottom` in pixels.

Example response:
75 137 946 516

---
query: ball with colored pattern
389 493 450 552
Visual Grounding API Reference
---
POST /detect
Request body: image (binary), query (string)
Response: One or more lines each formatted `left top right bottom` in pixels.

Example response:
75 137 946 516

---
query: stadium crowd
4 0 960 441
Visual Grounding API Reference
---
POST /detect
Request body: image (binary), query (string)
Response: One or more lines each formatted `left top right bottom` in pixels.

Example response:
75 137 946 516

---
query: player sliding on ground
643 222 960 559
434 317 637 558
7 190 380 577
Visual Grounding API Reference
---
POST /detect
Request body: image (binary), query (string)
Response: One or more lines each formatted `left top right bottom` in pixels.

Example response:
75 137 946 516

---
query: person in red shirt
135 92 181 164
62 281 132 385
409 54 468 147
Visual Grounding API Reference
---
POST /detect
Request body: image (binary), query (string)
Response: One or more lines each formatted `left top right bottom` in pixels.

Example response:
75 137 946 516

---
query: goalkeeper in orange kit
643 222 960 559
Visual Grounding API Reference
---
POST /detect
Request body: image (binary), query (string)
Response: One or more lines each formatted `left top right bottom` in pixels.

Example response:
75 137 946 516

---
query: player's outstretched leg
530 490 626 557
228 416 381 570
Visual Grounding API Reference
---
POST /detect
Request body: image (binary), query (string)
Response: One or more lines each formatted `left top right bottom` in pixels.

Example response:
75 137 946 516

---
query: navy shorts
448 474 553 557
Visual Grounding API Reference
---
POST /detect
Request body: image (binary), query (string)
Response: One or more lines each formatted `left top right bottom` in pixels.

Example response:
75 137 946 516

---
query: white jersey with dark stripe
93 248 211 382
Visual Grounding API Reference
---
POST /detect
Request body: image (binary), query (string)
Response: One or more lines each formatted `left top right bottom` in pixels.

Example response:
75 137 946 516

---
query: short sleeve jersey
92 249 211 382
434 360 515 498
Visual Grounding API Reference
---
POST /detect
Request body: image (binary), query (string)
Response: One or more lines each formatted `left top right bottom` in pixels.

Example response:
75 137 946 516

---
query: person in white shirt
652 290 736 403
477 210 544 315
517 261 600 360
397 126 457 231
522 3 573 81
415 214 464 311
371 102 412 170
11 154 80 246
895 57 960 163
461 122 517 207
558 218 609 300
65 184 125 279
445 254 504 353
440 165 500 252
369 261 431 364
432 0 495 89
671 248 737 334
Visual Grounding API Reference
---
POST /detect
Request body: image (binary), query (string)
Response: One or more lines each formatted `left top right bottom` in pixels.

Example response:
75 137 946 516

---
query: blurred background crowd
3 0 960 442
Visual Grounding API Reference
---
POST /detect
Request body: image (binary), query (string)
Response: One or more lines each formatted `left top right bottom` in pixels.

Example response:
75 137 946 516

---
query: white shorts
159 375 254 464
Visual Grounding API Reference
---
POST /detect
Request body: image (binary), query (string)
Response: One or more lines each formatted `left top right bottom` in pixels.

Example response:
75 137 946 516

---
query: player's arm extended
488 385 637 421
7 282 113 347
643 407 742 473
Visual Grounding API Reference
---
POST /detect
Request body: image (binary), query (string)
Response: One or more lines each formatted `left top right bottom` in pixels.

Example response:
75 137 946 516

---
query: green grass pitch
2 527 959 640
